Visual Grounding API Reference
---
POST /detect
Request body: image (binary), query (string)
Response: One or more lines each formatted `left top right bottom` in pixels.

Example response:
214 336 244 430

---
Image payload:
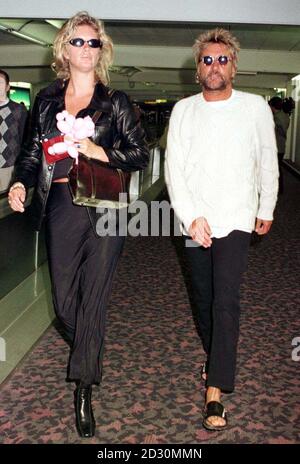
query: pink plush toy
47 110 95 163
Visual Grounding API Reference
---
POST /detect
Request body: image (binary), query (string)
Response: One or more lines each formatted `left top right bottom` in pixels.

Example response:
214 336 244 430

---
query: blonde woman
9 11 149 438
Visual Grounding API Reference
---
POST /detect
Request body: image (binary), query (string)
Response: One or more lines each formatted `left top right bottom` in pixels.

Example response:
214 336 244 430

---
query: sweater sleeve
255 97 279 220
164 103 199 232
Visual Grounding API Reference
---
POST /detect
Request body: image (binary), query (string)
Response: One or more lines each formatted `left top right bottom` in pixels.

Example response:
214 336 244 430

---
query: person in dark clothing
282 97 295 116
269 96 290 194
8 11 149 438
0 69 27 192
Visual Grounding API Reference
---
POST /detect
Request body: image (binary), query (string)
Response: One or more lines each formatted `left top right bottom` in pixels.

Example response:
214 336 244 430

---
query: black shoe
74 385 95 438
203 401 228 431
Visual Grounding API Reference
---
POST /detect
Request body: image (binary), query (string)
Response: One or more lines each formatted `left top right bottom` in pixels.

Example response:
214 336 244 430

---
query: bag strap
91 89 115 124
92 110 102 123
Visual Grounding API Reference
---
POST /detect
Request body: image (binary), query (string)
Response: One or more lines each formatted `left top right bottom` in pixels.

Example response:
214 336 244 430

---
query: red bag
68 154 131 209
41 131 69 164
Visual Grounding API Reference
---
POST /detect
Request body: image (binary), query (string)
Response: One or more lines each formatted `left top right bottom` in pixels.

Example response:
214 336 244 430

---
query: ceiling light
236 71 257 76
0 24 50 46
10 81 31 88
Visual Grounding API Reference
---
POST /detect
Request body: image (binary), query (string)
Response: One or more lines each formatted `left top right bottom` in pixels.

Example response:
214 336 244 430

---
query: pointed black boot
74 385 95 438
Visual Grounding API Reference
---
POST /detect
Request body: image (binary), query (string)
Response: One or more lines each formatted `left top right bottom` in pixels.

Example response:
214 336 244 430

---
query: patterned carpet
0 169 299 444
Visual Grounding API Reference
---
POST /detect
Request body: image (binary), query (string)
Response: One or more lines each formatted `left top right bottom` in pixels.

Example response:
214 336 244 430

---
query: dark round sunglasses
69 38 103 49
199 55 231 66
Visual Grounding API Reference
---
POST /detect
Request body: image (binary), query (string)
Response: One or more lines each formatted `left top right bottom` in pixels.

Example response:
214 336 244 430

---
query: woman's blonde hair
193 28 240 66
52 11 113 85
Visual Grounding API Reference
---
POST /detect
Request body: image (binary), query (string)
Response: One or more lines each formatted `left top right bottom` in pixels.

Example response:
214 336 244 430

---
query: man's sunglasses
69 38 103 48
199 55 231 66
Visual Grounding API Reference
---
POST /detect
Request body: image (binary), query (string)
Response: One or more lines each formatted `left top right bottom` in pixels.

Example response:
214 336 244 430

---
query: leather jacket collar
38 79 112 113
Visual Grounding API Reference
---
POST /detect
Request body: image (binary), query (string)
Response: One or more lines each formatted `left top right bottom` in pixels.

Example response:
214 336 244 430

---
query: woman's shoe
74 385 95 438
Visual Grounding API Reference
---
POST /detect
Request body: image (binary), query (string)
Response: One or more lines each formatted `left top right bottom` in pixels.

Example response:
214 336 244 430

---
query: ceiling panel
104 22 300 50
0 29 28 45
0 18 300 99
1 18 300 50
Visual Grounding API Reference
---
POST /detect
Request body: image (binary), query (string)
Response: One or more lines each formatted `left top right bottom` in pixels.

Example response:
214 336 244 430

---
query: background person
0 69 27 192
269 96 290 194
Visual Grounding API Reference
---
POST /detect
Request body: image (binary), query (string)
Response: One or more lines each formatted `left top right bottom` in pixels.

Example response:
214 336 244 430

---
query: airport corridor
0 169 299 444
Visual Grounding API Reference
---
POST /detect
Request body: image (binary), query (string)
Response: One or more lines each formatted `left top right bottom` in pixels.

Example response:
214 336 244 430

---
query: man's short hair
193 28 240 66
0 69 10 85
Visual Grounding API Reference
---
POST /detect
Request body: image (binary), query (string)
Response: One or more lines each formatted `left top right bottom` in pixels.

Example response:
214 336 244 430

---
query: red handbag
68 154 131 209
68 102 131 209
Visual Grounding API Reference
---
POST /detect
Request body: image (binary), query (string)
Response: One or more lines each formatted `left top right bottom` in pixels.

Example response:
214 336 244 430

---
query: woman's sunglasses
69 38 103 49
199 55 231 66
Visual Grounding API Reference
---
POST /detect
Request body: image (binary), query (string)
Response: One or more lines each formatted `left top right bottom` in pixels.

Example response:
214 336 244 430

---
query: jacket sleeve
13 97 43 190
103 91 150 172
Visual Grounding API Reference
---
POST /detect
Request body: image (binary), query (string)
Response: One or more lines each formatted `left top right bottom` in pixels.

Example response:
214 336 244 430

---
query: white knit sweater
165 90 279 236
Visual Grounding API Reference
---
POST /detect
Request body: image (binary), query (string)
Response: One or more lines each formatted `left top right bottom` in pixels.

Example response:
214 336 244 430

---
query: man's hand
255 218 273 235
188 216 212 247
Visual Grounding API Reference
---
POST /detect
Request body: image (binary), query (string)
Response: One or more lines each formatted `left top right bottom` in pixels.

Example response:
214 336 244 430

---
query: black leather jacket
13 79 149 231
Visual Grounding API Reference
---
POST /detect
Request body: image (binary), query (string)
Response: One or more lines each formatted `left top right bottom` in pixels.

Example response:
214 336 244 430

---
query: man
165 28 278 431
0 69 27 192
269 96 290 194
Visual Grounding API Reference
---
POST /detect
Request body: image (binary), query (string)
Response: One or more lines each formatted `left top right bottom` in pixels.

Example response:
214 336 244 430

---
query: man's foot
203 401 227 431
203 386 227 431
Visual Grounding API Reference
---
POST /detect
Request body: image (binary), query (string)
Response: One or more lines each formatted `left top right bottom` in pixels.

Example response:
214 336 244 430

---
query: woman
8 11 149 438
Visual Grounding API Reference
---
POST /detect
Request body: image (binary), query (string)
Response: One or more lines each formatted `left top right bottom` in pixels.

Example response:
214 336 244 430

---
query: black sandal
203 401 228 431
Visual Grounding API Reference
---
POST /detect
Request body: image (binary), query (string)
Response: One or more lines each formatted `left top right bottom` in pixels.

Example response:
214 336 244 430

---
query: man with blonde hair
165 28 278 431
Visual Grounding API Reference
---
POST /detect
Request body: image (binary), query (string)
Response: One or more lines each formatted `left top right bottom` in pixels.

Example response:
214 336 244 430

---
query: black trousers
45 183 125 385
184 230 251 392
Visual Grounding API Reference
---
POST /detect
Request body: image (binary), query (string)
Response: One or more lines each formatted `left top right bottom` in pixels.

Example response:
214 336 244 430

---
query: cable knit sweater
165 90 279 236
0 99 27 168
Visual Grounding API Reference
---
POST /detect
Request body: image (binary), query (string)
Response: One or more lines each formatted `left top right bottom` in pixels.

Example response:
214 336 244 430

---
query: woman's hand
8 183 26 213
75 138 109 162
